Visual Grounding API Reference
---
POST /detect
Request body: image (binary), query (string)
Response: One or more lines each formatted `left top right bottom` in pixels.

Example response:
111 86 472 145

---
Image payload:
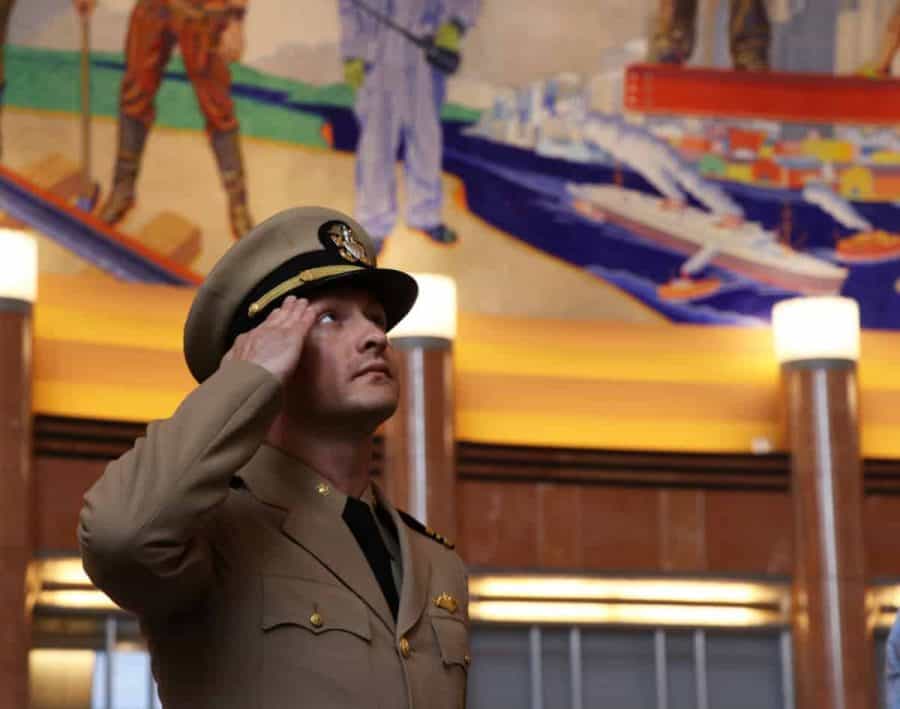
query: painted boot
98 114 148 226
211 128 253 239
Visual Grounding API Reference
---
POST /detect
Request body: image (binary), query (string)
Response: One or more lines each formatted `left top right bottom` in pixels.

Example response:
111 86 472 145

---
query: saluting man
78 206 470 708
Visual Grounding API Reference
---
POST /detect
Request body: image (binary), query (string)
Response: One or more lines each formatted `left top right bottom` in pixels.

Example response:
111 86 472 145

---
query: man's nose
359 319 388 353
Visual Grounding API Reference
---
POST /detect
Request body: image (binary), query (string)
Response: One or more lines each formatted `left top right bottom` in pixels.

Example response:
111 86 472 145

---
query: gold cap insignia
326 222 373 267
433 592 458 614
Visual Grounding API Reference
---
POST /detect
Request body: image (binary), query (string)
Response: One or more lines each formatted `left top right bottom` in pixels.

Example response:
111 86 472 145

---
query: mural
4 0 900 328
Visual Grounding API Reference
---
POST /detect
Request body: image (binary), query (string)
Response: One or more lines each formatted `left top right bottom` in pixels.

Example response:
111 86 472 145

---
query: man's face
285 286 399 431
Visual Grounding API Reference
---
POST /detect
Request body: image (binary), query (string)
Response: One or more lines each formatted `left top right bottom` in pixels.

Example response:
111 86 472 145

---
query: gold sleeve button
309 612 323 628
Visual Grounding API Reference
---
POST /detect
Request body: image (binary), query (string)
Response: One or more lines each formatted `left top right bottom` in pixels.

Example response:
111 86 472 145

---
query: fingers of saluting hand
266 296 317 331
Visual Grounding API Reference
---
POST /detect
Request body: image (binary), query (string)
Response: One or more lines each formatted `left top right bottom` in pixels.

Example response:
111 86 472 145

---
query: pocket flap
262 576 371 642
431 616 470 669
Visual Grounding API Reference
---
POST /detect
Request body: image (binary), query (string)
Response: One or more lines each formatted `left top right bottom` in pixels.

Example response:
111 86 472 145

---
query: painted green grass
6 45 480 149
7 45 329 147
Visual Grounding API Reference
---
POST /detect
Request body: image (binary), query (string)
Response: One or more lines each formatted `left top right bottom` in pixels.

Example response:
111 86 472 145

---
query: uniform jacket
78 360 470 709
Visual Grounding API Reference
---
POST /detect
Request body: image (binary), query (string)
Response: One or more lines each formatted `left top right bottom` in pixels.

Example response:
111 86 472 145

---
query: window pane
468 626 531 709
582 629 656 708
706 631 782 709
91 650 154 709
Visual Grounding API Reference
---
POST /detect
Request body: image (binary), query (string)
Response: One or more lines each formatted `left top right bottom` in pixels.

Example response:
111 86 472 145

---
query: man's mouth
355 362 392 379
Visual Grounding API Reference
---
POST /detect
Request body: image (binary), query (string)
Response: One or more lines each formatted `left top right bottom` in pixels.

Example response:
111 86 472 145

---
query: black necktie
342 496 400 619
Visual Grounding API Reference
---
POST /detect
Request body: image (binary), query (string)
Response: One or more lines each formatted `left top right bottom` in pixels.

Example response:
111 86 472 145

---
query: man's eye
318 312 336 325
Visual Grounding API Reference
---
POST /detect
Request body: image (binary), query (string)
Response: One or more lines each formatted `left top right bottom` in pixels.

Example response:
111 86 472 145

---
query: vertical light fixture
0 228 38 709
772 295 873 709
384 274 458 537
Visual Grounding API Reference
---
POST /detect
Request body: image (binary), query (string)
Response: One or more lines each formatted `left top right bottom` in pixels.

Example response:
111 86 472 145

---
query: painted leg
729 0 770 70
404 66 455 244
647 0 698 65
211 129 253 239
354 75 402 246
97 114 149 225
99 0 172 225
178 12 249 237
863 2 900 77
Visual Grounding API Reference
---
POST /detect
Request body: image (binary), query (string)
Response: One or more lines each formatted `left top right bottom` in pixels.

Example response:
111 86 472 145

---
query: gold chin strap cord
247 264 363 317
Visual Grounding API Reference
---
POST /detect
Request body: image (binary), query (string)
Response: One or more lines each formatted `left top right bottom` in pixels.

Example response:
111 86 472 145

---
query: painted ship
568 184 848 295
836 230 900 263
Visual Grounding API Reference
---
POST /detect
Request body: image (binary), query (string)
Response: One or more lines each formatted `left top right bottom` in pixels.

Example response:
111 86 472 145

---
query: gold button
309 612 323 628
315 482 330 496
464 654 471 667
399 637 410 658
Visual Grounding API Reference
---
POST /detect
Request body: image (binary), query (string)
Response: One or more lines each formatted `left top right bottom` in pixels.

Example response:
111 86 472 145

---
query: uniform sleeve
441 0 480 31
338 0 375 61
78 360 283 618
888 612 900 709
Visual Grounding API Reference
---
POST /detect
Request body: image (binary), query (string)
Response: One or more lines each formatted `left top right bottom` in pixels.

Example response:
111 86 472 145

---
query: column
0 229 38 709
773 296 875 709
383 275 457 539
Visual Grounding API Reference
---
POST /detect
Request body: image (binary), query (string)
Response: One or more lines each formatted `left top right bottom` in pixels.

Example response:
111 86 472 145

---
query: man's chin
345 395 399 431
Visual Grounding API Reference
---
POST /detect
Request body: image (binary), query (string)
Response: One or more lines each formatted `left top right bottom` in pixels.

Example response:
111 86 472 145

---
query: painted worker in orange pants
647 0 771 71
99 0 252 238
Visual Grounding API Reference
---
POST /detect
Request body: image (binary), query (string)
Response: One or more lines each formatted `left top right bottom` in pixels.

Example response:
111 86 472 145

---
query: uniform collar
237 443 371 517
236 443 429 635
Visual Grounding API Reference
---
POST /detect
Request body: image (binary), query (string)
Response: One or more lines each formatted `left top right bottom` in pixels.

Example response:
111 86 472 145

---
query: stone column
0 295 34 709
382 336 456 539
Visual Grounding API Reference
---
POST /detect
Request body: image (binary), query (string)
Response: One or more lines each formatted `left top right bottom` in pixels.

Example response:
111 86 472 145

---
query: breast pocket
428 614 470 709
261 575 373 704
431 615 470 672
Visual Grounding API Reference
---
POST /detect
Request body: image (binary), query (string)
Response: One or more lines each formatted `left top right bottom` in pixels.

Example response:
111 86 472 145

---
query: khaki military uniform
79 360 470 709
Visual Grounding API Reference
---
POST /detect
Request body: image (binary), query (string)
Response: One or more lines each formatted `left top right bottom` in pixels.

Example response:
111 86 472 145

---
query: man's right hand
344 58 366 92
221 296 317 384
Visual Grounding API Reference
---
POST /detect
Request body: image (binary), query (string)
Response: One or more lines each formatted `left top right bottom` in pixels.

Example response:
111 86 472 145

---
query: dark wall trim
33 415 900 494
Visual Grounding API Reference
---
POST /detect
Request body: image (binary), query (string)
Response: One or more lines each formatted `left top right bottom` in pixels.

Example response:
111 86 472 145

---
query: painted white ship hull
569 184 848 296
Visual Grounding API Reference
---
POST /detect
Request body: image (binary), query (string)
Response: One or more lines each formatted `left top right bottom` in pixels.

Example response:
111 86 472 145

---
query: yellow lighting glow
876 611 900 630
469 601 785 627
869 585 900 609
390 273 457 340
469 575 786 606
771 296 860 363
38 558 92 587
0 228 38 303
29 649 95 708
37 590 119 612
30 649 96 669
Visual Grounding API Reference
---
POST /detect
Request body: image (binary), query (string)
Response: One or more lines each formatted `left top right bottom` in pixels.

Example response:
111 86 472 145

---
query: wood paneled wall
33 417 900 579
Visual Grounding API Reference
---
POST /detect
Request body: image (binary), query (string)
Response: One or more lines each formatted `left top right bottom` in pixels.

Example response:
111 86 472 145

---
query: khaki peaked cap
183 206 418 382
